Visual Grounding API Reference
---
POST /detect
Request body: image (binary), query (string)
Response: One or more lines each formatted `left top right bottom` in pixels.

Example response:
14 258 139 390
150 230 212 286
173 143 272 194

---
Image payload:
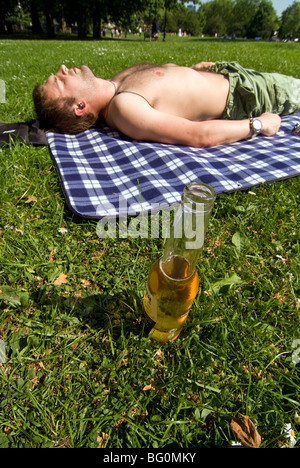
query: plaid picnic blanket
47 113 300 219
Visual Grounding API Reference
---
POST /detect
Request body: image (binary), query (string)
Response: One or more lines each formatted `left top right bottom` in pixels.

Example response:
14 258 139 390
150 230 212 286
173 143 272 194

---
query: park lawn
0 36 299 448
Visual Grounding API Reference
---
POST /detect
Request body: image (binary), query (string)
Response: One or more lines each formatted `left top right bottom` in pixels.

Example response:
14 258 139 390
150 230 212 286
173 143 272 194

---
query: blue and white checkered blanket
47 113 300 219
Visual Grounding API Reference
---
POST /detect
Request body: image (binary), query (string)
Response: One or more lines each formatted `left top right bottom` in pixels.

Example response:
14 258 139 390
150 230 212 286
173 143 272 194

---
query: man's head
33 65 98 134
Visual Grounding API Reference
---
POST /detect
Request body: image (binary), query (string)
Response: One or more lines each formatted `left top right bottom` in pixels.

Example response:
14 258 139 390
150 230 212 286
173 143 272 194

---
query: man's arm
108 94 281 148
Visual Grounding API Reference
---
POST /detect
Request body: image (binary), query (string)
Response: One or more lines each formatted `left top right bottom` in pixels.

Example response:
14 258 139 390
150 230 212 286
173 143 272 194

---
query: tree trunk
29 0 43 34
93 13 101 39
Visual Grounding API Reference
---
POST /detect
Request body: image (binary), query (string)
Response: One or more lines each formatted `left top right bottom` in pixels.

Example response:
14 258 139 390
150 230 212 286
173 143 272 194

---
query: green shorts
212 61 300 120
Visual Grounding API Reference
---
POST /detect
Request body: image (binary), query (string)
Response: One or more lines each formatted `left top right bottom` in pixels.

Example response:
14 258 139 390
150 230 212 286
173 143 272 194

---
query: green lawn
0 35 299 448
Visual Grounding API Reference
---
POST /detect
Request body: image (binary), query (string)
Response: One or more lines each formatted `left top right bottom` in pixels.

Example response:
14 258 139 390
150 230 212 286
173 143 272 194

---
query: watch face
253 119 262 131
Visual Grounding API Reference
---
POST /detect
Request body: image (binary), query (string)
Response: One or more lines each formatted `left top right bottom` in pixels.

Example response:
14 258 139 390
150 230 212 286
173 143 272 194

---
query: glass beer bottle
142 182 216 343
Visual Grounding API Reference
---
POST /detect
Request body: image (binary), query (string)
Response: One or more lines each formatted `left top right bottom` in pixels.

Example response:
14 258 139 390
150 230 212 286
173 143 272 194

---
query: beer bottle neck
161 182 216 278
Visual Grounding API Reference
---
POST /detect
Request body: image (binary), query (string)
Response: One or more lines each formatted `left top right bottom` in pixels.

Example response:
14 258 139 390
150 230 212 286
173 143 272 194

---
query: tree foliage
0 0 299 39
247 0 278 39
279 1 300 39
202 0 234 36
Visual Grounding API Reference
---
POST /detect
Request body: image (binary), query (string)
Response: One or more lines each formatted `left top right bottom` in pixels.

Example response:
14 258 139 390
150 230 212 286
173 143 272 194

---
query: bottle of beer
142 182 216 343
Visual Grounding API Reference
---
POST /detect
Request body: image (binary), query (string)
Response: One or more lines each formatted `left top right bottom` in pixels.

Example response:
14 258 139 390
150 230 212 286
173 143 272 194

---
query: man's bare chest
111 65 229 120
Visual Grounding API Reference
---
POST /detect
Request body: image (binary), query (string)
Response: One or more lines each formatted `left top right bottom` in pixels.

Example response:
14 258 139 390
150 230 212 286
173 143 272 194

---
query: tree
247 0 277 39
201 0 233 37
109 0 146 26
173 6 204 35
279 1 300 39
90 0 109 38
231 0 259 37
161 0 178 40
26 0 43 34
0 0 16 33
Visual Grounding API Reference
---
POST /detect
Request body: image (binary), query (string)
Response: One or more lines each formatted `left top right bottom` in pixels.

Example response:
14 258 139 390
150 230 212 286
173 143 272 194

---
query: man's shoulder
108 92 152 116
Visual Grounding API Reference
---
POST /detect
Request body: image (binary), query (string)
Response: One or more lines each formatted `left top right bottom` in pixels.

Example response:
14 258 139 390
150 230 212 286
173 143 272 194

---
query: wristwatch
250 118 262 137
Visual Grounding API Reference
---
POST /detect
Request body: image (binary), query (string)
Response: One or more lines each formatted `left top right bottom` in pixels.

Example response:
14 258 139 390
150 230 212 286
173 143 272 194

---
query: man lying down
33 60 300 148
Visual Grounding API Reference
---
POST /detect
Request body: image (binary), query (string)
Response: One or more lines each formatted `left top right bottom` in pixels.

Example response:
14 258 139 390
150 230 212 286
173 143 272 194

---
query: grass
0 35 299 448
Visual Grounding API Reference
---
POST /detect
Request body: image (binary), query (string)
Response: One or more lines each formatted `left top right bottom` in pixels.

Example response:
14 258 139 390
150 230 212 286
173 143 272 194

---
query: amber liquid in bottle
143 255 199 342
142 181 216 343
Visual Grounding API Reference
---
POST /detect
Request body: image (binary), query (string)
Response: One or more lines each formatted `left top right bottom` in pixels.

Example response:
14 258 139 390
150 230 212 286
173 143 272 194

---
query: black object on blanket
0 120 47 146
46 112 300 220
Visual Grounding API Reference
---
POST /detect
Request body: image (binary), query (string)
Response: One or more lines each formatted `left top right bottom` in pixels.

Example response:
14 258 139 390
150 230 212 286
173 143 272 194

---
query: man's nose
57 64 68 76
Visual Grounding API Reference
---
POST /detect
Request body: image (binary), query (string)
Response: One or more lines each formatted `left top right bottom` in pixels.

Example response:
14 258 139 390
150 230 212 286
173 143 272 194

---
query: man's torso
109 63 230 122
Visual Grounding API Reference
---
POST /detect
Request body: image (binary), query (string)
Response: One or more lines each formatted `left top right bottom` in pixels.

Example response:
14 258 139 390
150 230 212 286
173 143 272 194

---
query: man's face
43 64 95 101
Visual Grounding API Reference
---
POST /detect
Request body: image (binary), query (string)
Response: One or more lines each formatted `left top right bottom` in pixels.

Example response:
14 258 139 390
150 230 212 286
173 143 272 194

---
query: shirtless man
33 61 300 148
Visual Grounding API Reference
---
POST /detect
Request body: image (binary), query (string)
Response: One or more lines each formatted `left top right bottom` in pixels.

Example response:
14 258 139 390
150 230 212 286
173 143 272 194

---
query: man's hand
192 62 215 71
258 113 281 136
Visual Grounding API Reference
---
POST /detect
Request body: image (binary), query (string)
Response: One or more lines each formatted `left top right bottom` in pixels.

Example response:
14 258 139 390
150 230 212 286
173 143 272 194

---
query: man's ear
73 100 87 117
